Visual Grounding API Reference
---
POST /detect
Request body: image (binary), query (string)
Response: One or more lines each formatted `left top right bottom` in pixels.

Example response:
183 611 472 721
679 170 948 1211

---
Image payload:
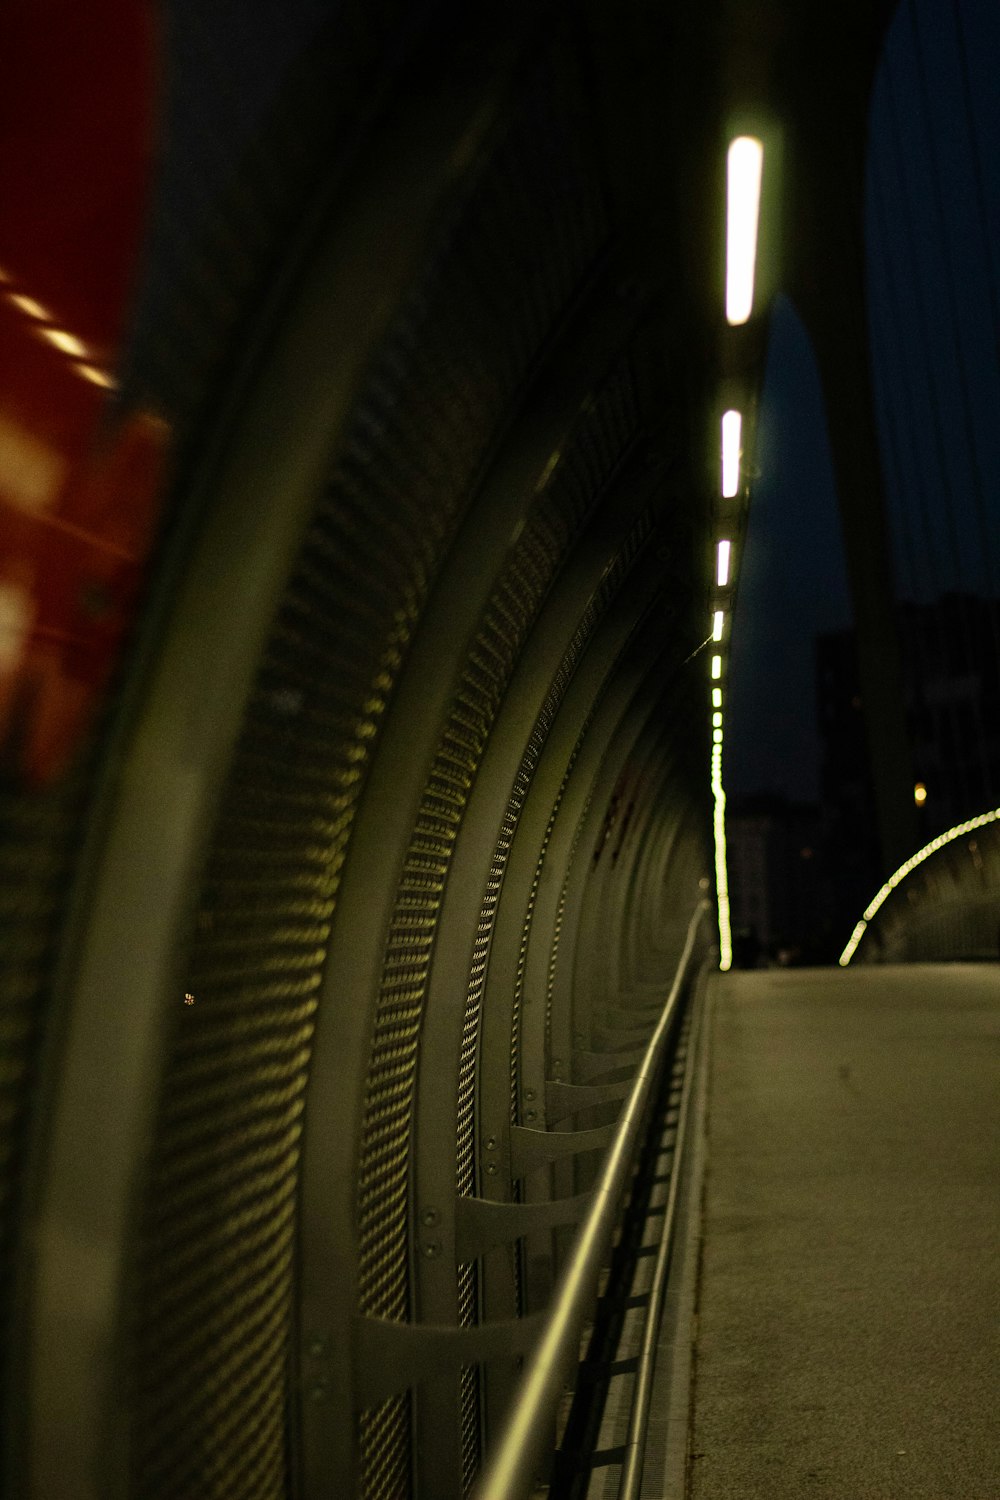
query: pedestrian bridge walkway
646 964 998 1500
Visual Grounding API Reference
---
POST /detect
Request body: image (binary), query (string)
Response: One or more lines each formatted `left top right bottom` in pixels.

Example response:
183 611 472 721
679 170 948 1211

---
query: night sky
728 297 850 802
728 0 1000 805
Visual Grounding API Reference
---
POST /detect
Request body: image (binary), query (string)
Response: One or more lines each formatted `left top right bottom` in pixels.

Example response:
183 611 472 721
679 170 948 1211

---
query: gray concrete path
688 965 999 1500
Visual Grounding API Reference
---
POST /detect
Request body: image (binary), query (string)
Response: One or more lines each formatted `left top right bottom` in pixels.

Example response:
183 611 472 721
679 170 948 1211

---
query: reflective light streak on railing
721 409 742 497
838 805 1000 965
726 136 764 325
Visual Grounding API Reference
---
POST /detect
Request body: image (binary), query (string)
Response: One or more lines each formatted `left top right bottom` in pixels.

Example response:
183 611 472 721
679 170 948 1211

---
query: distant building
899 594 1000 828
815 593 1000 935
727 794 833 963
814 630 881 935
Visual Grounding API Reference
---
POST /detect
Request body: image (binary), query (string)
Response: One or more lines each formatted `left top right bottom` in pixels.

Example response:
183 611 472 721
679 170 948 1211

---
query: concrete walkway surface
686 964 999 1500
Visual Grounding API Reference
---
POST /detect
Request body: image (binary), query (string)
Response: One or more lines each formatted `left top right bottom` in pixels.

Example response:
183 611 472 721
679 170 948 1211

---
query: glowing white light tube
712 610 724 642
721 410 742 497
726 136 764 325
717 540 731 587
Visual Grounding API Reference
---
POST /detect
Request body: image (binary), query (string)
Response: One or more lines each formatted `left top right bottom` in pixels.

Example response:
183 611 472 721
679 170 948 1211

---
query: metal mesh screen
132 331 457 1496
447 364 640 1494
122 0 416 429
452 363 640 1208
0 13 417 1492
506 518 658 1116
0 757 95 1487
356 45 611 1499
357 354 632 1497
0 8 724 1500
129 31 609 1500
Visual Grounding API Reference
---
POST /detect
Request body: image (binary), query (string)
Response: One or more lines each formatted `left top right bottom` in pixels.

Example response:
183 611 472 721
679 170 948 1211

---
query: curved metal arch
294 285 643 1492
624 784 709 985
601 746 708 1010
405 462 675 1494
570 716 682 1029
472 586 688 1159
502 639 700 1311
544 665 702 1088
576 710 707 1028
21 25 522 1498
460 564 684 1439
505 622 689 1143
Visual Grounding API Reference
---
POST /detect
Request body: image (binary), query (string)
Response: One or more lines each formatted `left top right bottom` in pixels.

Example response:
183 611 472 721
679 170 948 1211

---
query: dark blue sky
727 297 851 802
728 0 1000 804
868 0 1000 603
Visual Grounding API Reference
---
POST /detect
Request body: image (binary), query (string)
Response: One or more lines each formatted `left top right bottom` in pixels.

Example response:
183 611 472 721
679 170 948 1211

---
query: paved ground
687 964 999 1500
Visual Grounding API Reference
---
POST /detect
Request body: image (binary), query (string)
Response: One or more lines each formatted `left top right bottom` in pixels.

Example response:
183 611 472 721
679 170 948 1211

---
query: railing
475 898 710 1499
840 807 1000 964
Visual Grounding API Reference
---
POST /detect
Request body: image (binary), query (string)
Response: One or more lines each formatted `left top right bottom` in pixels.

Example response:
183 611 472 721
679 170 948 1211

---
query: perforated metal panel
358 363 635 1498
132 319 465 1496
0 9 445 1497
448 364 644 1491
504 522 657 1125
452 364 641 1207
354 44 611 1499
0 758 95 1481
126 25 613 1500
507 731 599 1123
123 0 416 429
0 8 736 1500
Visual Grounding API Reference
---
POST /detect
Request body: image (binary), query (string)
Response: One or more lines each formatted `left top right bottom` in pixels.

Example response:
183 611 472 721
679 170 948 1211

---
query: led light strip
710 135 763 968
711 725 732 971
838 805 1000 965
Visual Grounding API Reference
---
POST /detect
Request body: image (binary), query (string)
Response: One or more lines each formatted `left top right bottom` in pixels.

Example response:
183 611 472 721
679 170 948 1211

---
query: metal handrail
617 944 707 1499
474 898 710 1500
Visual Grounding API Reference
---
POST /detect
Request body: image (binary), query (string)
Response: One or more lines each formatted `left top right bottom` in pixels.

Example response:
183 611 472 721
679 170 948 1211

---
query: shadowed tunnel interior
1 7 715 1496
